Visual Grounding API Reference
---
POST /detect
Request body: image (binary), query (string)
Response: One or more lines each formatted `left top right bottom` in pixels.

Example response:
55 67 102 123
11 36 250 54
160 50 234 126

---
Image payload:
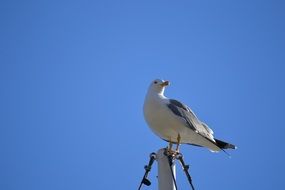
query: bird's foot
166 136 181 156
166 146 180 157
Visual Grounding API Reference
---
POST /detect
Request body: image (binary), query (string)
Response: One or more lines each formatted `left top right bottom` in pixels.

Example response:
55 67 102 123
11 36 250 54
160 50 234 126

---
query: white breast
143 93 187 142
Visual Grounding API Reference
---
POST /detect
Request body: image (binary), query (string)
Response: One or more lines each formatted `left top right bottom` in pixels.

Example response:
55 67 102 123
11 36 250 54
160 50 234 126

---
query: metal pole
156 148 176 190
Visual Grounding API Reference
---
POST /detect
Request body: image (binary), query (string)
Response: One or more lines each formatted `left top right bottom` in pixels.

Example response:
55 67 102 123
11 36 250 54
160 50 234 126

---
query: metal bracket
137 152 156 190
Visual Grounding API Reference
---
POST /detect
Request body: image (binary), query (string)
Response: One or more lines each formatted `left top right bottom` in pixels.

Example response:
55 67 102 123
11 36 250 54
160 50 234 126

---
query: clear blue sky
1 0 285 189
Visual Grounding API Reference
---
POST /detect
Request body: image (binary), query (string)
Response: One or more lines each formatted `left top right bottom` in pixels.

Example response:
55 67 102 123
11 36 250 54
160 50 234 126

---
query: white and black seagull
143 79 236 153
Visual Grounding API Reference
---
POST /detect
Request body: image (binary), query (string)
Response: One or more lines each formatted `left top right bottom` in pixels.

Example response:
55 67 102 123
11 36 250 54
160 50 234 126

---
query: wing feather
167 99 215 141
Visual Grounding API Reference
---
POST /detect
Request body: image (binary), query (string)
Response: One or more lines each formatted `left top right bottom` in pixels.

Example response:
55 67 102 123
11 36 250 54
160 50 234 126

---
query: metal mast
157 148 176 190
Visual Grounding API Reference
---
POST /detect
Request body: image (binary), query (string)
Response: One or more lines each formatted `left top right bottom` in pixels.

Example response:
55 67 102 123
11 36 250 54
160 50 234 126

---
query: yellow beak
160 80 170 87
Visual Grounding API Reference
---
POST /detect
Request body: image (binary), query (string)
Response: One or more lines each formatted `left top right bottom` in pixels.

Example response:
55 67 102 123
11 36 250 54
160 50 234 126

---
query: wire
167 154 179 190
177 153 195 190
137 153 156 190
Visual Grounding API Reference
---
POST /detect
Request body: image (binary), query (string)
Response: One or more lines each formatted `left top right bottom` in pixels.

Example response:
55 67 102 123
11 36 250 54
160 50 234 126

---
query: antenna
138 148 195 190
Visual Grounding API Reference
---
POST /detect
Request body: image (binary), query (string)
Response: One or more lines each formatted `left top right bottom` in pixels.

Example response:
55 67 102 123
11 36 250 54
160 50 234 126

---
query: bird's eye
154 81 158 84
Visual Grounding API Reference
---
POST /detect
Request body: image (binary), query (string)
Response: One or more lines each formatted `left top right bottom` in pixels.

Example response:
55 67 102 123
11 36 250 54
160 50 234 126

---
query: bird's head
148 79 170 95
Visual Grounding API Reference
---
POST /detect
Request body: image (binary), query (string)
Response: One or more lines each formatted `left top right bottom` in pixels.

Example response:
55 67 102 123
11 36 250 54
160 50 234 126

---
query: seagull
143 79 236 153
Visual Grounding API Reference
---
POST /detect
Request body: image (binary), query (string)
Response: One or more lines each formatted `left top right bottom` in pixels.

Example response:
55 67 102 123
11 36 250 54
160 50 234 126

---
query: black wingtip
214 138 236 150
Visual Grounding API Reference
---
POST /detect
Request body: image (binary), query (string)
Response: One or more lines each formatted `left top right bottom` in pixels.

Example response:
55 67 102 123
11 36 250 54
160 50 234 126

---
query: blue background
1 0 285 189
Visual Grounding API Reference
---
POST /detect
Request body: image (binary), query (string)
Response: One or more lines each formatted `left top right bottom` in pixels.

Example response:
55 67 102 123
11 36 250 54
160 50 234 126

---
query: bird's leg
166 140 176 156
168 141 173 152
175 134 181 153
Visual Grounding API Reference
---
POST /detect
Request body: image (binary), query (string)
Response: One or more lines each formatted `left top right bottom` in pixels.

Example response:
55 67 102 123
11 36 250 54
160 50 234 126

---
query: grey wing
167 99 215 141
201 122 214 135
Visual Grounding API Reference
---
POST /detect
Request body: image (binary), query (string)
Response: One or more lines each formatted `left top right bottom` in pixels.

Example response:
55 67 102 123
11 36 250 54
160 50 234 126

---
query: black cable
166 153 179 190
177 153 195 190
138 153 156 190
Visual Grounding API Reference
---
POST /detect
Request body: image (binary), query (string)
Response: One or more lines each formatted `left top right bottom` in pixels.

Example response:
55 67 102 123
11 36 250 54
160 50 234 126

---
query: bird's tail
214 138 237 150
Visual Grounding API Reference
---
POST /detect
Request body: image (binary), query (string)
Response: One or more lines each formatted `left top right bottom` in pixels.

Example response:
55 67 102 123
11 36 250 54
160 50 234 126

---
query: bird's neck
147 91 167 101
